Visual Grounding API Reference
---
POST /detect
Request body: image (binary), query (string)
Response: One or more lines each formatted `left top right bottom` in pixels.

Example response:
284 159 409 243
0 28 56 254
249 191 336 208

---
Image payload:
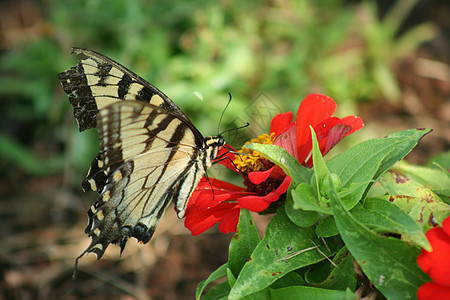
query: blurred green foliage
0 0 438 187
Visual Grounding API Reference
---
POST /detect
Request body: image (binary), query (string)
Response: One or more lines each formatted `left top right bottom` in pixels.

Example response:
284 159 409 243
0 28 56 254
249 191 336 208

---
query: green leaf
285 193 318 227
228 209 260 277
427 150 450 169
227 268 237 288
380 170 441 201
316 216 339 238
228 208 338 299
310 125 330 198
196 263 228 300
327 128 432 209
244 143 312 185
374 129 432 180
378 170 450 231
379 170 442 205
292 183 331 214
393 160 450 200
315 197 429 246
202 282 230 300
328 177 428 299
269 286 354 300
361 198 430 250
314 247 357 291
270 271 306 289
292 181 371 215
304 259 335 285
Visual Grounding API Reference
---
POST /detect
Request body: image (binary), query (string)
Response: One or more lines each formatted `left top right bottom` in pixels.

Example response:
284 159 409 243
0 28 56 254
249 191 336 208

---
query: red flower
272 94 364 167
184 94 364 235
417 216 450 300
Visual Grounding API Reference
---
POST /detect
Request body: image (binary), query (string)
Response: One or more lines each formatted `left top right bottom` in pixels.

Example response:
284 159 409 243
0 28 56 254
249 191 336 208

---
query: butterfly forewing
58 47 190 132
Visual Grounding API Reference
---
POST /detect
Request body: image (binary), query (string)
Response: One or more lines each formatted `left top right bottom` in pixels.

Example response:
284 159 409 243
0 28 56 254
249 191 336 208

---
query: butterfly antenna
219 122 250 137
217 93 233 135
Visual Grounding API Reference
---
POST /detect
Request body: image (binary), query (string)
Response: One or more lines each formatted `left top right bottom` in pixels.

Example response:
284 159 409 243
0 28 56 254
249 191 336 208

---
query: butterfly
58 48 226 269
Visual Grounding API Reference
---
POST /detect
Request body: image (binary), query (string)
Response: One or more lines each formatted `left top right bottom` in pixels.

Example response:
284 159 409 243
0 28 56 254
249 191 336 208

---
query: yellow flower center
233 133 275 173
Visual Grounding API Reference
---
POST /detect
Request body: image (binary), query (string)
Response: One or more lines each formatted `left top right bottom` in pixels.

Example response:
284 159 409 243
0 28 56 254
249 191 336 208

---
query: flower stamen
233 133 275 173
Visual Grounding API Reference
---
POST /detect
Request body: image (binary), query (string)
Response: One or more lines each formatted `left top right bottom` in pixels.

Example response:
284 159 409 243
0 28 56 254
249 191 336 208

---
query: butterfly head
203 135 226 163
204 135 225 151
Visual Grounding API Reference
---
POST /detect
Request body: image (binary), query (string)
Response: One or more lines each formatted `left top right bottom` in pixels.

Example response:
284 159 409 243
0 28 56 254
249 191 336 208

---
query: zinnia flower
417 216 450 300
184 94 364 235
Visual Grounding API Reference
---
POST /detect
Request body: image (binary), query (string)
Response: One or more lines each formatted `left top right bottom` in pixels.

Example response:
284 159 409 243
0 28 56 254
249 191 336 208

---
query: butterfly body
58 48 224 261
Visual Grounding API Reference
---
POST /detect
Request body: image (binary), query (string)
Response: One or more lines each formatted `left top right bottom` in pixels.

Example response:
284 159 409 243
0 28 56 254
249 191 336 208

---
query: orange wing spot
103 190 111 202
113 171 123 182
96 210 104 221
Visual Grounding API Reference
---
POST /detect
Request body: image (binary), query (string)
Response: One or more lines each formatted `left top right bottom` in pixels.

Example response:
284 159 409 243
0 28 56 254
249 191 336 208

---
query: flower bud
320 173 342 198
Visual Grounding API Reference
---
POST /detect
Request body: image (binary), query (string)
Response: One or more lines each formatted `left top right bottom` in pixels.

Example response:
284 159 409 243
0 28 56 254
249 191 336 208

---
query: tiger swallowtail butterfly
58 48 225 271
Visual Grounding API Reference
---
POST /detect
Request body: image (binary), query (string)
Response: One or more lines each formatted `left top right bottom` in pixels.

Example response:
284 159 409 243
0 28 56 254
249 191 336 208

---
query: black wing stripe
117 73 132 99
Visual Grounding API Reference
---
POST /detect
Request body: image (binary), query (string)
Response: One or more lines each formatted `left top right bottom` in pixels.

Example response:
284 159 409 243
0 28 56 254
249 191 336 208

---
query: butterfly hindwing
81 154 106 192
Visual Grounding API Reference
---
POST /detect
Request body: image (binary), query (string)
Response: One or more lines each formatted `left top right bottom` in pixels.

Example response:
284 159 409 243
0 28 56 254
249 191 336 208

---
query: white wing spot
88 179 97 191
150 94 165 106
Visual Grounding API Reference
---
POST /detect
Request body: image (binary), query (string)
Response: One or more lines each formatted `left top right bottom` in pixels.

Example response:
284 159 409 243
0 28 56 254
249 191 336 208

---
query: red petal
193 178 253 209
297 117 341 166
218 208 240 233
248 165 286 184
296 94 336 153
323 124 352 154
271 165 286 180
238 176 291 212
271 111 293 137
417 282 450 300
341 115 364 135
184 201 240 235
314 117 342 141
273 122 298 159
417 225 450 286
248 167 275 185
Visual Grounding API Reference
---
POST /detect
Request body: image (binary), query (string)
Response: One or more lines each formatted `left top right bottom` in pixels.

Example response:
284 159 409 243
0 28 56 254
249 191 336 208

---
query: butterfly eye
218 136 225 146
